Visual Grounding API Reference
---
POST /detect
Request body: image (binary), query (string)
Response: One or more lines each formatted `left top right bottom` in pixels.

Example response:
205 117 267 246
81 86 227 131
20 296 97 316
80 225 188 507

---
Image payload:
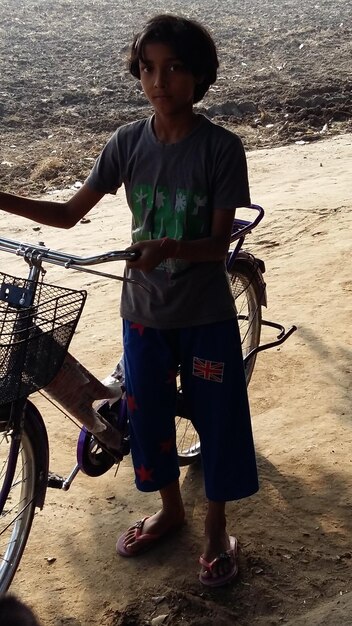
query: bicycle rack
242 319 297 367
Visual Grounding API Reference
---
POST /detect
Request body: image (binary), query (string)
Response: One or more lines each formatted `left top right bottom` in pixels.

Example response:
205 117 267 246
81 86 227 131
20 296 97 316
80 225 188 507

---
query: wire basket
0 273 87 405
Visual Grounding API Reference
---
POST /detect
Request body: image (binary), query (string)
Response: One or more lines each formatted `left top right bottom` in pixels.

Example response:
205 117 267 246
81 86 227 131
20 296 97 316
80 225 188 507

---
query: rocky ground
0 0 351 195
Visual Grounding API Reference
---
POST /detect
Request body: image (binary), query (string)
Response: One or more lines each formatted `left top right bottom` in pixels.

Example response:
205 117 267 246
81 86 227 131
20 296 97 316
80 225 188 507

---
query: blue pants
123 318 258 502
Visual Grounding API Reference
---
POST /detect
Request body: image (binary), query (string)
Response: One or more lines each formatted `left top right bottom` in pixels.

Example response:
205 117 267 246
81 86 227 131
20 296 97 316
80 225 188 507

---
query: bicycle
0 203 296 593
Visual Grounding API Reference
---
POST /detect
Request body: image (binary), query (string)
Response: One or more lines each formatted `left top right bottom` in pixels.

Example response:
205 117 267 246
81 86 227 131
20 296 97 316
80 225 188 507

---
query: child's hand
125 238 178 272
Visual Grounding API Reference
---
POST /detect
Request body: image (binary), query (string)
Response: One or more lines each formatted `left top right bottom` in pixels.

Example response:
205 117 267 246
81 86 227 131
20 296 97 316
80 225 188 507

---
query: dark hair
129 14 219 104
0 594 42 626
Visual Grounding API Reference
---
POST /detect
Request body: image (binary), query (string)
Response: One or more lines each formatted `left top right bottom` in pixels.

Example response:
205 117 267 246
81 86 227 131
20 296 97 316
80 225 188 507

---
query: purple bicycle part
76 396 129 476
0 435 21 513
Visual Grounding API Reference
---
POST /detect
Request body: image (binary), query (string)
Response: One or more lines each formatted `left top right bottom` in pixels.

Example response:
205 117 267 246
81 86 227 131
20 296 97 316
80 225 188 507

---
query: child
0 14 258 587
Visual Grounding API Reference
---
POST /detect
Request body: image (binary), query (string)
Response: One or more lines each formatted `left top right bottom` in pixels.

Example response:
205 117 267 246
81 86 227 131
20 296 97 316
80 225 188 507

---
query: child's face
139 42 197 117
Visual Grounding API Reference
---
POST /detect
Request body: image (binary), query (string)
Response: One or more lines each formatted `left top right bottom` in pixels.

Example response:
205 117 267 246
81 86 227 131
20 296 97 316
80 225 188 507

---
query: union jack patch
192 356 224 383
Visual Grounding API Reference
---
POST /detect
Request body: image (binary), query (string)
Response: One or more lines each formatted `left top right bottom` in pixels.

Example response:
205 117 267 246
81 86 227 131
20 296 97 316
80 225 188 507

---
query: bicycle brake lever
65 264 151 292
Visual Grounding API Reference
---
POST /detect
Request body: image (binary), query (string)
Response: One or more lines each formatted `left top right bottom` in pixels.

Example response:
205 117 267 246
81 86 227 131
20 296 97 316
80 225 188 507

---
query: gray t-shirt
86 114 250 329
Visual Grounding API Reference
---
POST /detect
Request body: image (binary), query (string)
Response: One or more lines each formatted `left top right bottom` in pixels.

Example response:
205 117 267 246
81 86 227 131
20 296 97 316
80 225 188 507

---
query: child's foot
199 533 239 587
116 509 185 557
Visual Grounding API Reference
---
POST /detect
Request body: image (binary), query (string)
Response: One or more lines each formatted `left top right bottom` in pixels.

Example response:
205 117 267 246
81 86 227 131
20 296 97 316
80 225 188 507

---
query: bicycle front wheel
176 259 263 466
0 410 37 593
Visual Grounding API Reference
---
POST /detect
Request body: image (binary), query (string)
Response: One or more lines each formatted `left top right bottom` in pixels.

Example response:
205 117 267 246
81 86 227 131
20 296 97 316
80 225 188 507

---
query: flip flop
116 517 158 557
116 516 184 557
199 536 239 587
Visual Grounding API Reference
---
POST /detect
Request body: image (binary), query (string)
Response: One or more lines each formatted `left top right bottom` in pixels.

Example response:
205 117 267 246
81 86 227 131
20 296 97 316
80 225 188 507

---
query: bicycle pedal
47 472 65 489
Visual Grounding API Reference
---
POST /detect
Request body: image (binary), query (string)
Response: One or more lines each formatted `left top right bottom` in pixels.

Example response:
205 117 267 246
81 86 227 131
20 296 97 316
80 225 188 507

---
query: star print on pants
135 464 154 482
130 322 145 336
127 394 138 412
160 437 175 453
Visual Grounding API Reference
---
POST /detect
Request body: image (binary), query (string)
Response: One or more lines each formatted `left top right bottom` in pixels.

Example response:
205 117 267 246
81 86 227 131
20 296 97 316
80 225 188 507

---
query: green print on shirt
131 184 209 242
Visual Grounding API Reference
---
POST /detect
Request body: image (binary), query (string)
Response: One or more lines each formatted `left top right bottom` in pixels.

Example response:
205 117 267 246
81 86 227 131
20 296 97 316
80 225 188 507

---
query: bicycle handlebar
0 204 264 269
0 236 139 269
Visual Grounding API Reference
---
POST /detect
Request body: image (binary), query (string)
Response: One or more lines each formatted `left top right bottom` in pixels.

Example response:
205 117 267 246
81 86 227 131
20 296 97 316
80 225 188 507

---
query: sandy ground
0 132 351 625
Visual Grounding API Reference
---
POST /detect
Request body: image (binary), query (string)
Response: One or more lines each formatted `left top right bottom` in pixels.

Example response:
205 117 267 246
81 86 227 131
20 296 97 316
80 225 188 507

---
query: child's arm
177 208 235 261
0 183 105 229
126 208 235 272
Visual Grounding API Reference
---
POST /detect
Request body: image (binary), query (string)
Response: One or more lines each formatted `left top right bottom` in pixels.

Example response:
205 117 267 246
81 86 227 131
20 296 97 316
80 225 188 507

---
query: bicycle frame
0 202 296 416
0 203 296 446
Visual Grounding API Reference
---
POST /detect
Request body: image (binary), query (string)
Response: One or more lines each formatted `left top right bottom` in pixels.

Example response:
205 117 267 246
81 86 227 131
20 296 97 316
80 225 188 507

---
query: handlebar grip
126 249 141 261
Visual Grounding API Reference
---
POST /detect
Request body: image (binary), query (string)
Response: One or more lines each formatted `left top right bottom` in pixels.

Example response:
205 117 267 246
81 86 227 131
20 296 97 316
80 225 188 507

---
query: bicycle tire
0 407 38 593
175 388 200 467
229 259 263 384
176 259 263 466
